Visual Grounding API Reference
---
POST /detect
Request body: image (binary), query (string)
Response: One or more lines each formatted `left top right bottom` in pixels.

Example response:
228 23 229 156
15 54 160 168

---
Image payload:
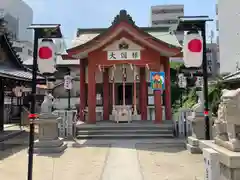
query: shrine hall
63 10 182 124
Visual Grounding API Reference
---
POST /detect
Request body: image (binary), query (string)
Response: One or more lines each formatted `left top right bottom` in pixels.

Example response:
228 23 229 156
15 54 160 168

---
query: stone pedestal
200 140 240 180
196 89 240 180
132 114 141 120
114 105 132 123
187 115 213 154
34 114 67 154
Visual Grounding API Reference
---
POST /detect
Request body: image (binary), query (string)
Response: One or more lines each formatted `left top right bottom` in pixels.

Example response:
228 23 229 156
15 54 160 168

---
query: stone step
76 133 174 139
77 129 173 135
76 125 174 131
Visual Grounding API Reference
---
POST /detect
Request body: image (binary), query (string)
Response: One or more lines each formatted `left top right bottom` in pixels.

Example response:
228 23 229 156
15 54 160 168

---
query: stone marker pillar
203 148 220 180
34 93 67 154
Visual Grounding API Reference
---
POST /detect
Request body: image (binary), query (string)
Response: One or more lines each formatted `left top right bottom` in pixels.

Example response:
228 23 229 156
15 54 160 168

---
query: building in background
0 0 33 42
12 41 33 61
0 0 33 61
216 0 240 73
207 43 220 77
151 4 184 43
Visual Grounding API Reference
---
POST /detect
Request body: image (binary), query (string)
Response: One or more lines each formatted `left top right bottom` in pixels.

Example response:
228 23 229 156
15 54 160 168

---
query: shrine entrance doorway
117 84 133 105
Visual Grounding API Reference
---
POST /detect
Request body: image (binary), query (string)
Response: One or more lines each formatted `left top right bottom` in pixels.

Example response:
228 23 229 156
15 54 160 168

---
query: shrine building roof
71 27 181 48
66 10 182 58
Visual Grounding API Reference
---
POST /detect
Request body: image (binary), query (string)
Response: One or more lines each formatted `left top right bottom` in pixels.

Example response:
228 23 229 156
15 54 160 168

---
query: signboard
150 72 165 90
64 75 73 90
170 57 184 63
203 148 220 180
178 73 187 88
107 50 140 60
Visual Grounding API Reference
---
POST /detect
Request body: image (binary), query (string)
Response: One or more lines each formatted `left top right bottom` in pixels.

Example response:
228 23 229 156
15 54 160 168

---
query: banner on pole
150 72 165 90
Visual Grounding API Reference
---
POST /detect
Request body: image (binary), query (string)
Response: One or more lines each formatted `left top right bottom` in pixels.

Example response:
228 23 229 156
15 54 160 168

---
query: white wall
54 97 79 110
0 0 33 42
217 0 240 73
151 4 184 28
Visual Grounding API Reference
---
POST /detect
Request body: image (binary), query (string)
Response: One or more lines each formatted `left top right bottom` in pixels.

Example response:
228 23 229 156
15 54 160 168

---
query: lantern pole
27 28 40 180
201 22 210 140
27 24 62 180
175 16 213 140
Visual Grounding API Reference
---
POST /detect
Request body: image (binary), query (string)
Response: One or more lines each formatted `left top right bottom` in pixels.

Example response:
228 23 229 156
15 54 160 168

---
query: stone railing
53 110 77 138
174 108 193 137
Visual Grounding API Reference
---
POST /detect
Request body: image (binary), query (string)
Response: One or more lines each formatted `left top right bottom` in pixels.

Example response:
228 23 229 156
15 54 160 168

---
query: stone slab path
0 139 204 180
101 142 143 180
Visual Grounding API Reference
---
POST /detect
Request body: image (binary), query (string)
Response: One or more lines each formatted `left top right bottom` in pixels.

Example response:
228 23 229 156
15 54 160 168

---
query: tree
208 74 229 116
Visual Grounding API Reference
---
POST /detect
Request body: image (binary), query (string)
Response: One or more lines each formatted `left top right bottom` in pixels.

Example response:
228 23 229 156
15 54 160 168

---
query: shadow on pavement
0 145 27 161
70 138 186 153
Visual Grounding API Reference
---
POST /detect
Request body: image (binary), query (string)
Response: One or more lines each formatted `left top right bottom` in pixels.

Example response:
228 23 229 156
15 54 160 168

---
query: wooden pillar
109 81 112 110
154 90 162 123
112 81 115 109
103 68 109 120
164 59 172 120
87 64 96 123
133 65 137 115
111 65 116 112
0 79 4 131
79 60 86 121
140 68 147 120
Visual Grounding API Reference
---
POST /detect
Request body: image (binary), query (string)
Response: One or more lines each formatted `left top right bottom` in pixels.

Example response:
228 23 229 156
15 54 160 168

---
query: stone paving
136 143 204 180
0 145 109 180
0 139 204 180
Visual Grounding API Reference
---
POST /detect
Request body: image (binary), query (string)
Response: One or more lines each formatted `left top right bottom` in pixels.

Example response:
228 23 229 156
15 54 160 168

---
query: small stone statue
41 93 54 114
214 98 228 141
191 91 204 117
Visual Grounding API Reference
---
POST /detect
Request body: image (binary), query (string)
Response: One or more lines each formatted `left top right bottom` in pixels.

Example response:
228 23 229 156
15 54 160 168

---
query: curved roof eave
66 10 182 57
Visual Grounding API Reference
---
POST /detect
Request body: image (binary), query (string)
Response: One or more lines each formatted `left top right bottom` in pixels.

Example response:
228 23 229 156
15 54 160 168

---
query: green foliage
182 88 197 108
170 62 184 69
208 76 229 116
170 67 182 112
170 67 230 117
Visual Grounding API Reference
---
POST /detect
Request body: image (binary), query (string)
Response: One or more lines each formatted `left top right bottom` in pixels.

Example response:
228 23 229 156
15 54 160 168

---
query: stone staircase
76 121 176 139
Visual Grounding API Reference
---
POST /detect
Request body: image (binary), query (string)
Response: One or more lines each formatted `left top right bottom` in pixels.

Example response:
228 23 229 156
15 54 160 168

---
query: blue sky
24 0 216 44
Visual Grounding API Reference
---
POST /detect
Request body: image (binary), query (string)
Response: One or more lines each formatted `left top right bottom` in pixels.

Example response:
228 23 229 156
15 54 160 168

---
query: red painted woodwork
103 68 110 120
87 61 96 123
64 12 180 123
164 58 172 120
86 32 162 68
140 68 147 120
154 90 162 123
79 59 86 121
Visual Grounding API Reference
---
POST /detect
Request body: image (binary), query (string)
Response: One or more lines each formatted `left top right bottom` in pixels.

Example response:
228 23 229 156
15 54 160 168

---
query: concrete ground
0 139 204 180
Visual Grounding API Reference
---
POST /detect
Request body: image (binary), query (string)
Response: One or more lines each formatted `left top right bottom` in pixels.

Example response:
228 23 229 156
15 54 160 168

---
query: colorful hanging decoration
150 71 165 90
